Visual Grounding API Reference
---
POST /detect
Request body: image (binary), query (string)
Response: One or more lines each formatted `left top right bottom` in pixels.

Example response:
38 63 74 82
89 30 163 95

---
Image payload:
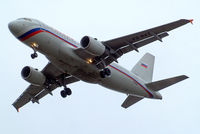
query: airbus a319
8 18 192 111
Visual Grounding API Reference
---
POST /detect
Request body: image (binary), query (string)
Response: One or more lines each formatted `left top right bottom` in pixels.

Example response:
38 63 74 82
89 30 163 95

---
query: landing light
30 42 38 48
86 58 93 64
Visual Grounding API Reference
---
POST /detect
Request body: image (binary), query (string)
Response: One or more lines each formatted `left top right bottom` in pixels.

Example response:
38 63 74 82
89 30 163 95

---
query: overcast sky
1 0 199 133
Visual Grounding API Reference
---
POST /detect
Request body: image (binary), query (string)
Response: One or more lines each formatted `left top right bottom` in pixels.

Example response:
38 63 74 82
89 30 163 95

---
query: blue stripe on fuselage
17 27 78 48
108 65 154 98
18 28 41 40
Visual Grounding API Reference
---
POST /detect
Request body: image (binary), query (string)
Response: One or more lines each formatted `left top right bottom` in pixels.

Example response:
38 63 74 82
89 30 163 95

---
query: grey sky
1 0 199 133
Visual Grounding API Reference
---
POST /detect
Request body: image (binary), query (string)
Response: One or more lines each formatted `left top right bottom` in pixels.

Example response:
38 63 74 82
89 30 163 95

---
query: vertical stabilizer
131 53 155 82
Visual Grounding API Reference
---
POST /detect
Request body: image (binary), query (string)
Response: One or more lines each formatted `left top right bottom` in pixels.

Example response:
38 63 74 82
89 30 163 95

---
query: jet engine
80 36 105 56
21 66 46 86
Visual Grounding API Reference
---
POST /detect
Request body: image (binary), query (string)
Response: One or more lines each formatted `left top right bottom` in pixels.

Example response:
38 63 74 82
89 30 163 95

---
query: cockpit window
17 18 42 26
18 18 32 22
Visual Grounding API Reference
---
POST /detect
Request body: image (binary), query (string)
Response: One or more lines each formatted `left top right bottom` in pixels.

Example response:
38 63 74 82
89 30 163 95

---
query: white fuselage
9 18 161 99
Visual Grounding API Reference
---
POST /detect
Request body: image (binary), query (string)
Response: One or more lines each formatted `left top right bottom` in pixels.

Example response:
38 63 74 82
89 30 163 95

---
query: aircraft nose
8 20 24 37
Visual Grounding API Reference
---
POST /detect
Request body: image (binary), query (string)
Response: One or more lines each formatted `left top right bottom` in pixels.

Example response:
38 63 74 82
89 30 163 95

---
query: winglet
189 19 194 24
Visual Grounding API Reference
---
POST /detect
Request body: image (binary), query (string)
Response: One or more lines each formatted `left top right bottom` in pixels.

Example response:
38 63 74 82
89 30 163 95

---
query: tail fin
145 75 189 92
131 53 155 82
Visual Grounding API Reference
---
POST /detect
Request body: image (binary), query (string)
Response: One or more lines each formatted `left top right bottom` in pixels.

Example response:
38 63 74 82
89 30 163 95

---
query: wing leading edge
104 19 193 50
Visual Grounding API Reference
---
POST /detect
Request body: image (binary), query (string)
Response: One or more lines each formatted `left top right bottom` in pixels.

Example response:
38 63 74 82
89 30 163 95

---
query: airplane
8 18 192 111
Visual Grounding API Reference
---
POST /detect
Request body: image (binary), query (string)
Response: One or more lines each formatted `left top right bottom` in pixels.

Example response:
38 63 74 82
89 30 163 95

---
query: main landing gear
60 87 72 98
100 68 111 78
60 74 72 98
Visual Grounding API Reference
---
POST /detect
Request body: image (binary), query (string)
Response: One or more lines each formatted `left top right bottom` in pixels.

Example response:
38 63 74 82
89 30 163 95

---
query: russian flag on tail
141 63 148 68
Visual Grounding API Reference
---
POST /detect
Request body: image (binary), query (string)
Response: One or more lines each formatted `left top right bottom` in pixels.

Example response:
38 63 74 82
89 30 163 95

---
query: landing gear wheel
100 70 106 78
31 53 38 59
65 88 72 95
100 68 111 78
60 90 67 98
104 68 111 76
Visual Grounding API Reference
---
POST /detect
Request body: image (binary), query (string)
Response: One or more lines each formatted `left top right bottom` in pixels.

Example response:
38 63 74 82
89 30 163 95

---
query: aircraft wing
104 19 192 50
101 19 192 67
76 19 192 69
12 63 79 111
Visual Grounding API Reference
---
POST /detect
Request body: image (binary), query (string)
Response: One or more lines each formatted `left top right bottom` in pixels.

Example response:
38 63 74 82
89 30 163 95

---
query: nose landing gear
30 42 38 59
31 52 38 59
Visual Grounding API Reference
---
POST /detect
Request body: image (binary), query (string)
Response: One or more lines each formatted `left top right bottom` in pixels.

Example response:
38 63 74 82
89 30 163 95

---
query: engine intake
80 36 105 56
21 66 46 86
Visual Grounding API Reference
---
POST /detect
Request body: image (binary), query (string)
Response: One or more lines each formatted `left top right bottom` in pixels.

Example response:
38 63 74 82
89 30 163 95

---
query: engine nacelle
21 66 46 86
80 36 105 56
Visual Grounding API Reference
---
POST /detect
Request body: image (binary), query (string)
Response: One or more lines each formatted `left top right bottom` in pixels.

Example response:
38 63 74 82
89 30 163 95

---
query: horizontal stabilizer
145 75 189 92
121 95 143 108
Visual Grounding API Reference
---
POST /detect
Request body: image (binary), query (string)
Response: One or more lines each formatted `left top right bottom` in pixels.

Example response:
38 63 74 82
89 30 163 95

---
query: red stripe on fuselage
19 28 77 48
20 30 43 41
44 30 77 48
108 65 153 98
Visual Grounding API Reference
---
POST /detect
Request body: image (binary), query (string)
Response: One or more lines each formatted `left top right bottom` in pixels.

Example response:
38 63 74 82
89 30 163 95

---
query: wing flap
12 63 80 111
121 95 143 108
104 19 191 50
120 32 169 54
34 76 79 101
12 85 43 110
